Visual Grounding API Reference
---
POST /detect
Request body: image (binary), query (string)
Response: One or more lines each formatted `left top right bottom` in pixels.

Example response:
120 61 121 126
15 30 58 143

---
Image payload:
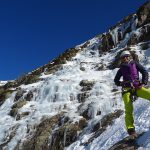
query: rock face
137 1 150 27
97 2 150 55
17 113 86 150
49 123 79 150
14 89 26 102
127 25 150 45
19 114 63 150
78 80 95 104
99 33 115 52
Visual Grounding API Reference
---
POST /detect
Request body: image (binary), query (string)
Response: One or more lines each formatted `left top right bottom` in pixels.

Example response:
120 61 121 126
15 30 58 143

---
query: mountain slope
0 1 150 150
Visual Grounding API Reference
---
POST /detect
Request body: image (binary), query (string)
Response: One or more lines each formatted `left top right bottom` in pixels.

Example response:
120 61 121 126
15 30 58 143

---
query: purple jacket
114 60 149 88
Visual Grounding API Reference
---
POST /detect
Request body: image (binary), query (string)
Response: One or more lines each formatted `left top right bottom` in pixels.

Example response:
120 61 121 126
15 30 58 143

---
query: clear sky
0 0 148 80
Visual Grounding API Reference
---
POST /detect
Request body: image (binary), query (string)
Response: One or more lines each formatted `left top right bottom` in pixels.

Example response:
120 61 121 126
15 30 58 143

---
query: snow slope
1 40 150 150
0 3 150 149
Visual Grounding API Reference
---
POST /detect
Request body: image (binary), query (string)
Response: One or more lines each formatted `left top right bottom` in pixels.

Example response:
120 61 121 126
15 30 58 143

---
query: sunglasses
121 55 130 59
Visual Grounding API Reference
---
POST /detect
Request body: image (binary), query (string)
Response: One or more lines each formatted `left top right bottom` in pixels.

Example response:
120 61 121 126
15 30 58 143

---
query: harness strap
122 80 140 88
122 88 138 102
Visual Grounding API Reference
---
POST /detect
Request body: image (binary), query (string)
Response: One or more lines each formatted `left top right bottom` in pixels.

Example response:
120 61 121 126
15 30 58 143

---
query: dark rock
9 108 18 117
130 51 139 62
16 112 30 120
118 30 122 42
139 42 150 50
14 89 26 102
49 123 79 150
77 80 95 103
0 89 14 106
81 107 91 120
81 86 93 92
127 25 150 45
17 74 40 85
138 25 150 43
79 80 95 87
109 14 134 31
80 103 99 120
79 118 88 130
80 66 86 71
92 122 100 132
97 110 101 116
90 51 96 55
77 92 91 103
122 25 132 39
24 91 34 101
111 89 119 93
9 100 27 117
137 1 150 27
99 110 123 128
3 81 18 89
127 33 138 46
109 132 145 150
80 41 90 49
21 113 63 150
98 33 114 52
12 100 27 109
58 116 70 126
95 63 105 71
45 64 62 75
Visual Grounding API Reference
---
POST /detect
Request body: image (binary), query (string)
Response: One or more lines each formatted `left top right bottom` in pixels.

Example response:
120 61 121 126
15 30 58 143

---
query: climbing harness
122 88 138 102
121 80 140 102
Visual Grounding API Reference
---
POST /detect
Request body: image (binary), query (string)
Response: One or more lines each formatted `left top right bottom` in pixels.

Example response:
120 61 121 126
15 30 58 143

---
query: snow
0 80 8 86
0 16 150 150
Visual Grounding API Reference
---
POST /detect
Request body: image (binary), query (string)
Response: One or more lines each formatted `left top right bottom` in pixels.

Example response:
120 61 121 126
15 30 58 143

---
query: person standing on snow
114 50 150 137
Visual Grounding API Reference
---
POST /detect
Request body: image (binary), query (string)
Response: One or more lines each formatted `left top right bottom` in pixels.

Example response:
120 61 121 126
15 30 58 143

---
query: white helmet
120 51 130 58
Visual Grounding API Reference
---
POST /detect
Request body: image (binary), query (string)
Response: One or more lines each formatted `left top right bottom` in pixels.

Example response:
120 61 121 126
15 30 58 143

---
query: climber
114 50 150 137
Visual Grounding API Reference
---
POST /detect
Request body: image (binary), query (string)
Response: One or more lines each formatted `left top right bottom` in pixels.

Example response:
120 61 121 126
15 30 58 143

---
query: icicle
63 127 68 147
131 15 138 31
110 27 119 46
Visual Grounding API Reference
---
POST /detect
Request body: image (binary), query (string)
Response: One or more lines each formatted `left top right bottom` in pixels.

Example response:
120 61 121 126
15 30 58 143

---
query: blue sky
0 0 148 80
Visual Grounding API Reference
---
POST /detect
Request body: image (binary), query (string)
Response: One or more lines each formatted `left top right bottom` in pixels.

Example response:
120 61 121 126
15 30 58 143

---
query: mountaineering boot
127 128 138 139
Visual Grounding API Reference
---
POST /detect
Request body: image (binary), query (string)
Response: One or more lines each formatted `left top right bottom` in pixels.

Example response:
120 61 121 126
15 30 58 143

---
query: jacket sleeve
136 62 149 85
114 69 122 86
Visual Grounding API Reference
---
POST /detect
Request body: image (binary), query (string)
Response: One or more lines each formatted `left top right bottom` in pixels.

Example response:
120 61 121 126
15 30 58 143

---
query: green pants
123 86 150 130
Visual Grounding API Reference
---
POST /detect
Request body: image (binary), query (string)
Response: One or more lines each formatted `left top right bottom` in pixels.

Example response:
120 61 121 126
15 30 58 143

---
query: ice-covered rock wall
0 2 150 150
